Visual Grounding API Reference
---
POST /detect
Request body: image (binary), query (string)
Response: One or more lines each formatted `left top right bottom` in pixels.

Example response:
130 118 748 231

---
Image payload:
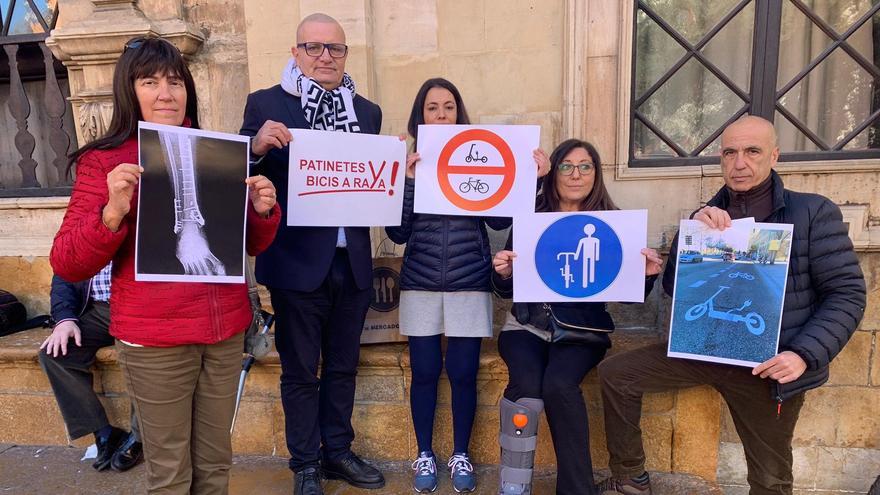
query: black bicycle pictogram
458 177 490 194
464 143 489 163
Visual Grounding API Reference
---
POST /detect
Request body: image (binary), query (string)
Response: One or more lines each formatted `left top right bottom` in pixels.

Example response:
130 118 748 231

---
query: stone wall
0 0 875 492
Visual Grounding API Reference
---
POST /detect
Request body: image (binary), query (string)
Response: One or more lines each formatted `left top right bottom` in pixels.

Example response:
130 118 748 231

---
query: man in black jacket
597 116 866 495
39 265 142 472
239 12 384 495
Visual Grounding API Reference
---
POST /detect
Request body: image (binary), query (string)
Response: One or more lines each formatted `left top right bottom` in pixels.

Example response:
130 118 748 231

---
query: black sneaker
92 427 126 471
294 466 323 495
596 474 652 495
110 431 143 472
322 452 385 489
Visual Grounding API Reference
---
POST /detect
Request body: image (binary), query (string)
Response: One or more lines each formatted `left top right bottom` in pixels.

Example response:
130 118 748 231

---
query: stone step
0 326 725 484
0 444 724 494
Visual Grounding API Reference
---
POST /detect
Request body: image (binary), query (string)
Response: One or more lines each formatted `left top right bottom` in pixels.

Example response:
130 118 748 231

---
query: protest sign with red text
287 129 407 226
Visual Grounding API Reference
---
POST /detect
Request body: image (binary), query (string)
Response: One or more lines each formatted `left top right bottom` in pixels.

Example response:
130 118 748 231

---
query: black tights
408 335 482 455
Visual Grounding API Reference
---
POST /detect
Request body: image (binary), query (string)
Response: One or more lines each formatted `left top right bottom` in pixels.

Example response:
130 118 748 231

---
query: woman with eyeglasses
490 139 663 495
50 37 280 494
385 78 550 493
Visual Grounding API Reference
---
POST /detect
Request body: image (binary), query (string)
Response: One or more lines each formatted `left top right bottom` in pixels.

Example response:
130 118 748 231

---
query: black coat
240 85 382 292
385 178 510 291
662 171 866 401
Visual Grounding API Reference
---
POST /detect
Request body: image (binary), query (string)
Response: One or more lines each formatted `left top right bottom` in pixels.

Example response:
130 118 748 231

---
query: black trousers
599 343 805 495
498 330 607 495
271 249 371 472
38 301 139 441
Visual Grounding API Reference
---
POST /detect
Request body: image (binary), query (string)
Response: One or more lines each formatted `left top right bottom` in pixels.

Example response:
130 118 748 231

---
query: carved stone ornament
78 100 115 144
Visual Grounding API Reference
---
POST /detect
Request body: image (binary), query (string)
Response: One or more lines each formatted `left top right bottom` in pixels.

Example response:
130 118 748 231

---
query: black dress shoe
92 427 126 471
322 453 385 489
110 432 143 472
294 466 323 495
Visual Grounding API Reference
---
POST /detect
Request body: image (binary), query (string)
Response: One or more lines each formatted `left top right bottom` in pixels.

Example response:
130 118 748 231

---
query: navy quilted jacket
385 178 510 291
663 171 866 401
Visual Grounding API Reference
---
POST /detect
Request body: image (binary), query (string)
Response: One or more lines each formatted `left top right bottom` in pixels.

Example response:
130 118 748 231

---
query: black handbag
544 304 613 345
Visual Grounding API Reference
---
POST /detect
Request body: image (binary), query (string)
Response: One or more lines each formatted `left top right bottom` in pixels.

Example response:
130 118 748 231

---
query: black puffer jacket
663 171 866 401
385 178 510 291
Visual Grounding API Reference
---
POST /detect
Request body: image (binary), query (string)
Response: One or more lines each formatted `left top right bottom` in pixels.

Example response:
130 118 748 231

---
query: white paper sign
414 125 539 217
512 210 649 302
668 219 792 367
287 129 407 226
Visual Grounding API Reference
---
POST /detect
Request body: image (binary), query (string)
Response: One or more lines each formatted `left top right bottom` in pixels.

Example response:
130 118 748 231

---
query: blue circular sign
534 214 623 297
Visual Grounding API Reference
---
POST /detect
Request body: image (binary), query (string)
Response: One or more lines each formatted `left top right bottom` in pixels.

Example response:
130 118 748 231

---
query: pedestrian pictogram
436 129 516 211
534 215 623 297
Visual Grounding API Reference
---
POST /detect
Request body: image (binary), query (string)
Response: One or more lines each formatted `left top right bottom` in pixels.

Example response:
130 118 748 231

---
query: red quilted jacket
50 136 281 346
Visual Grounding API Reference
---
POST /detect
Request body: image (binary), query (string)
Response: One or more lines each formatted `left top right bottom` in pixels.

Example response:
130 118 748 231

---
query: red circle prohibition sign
437 129 516 211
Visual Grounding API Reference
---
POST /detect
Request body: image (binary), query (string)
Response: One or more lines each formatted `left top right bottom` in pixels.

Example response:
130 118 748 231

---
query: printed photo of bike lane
668 258 787 366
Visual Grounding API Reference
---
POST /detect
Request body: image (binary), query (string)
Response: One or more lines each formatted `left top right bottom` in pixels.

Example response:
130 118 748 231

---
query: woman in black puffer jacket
385 78 549 493
491 139 662 495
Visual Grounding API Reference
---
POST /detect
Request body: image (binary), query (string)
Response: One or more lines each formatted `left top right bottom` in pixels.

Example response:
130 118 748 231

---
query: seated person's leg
498 330 547 495
542 343 606 495
719 374 806 495
597 342 720 493
38 302 128 470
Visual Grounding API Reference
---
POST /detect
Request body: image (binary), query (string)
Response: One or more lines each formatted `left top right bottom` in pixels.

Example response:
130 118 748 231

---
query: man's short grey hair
296 13 343 42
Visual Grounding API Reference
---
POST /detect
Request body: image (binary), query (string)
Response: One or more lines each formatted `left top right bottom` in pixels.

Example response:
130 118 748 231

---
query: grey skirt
398 290 493 338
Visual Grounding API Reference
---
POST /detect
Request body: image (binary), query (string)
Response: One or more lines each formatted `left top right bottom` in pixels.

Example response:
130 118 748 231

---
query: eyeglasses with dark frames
557 162 595 175
297 42 349 59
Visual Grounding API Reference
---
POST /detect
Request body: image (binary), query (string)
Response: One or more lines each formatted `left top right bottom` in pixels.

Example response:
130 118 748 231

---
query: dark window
630 0 880 167
1 0 76 197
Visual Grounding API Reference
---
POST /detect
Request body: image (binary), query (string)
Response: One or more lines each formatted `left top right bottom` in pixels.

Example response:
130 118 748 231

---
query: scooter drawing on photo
684 285 765 335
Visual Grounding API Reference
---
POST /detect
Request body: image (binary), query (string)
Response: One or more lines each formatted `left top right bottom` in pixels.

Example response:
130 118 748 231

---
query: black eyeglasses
297 42 348 59
558 163 595 175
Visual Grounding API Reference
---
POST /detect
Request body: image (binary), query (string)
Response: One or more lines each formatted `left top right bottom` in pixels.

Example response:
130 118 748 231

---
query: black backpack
0 290 49 337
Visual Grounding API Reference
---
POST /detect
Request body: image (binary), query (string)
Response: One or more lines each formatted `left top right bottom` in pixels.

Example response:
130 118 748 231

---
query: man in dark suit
240 12 384 495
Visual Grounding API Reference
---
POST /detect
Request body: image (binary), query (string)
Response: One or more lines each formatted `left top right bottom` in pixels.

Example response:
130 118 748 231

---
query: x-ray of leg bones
135 122 250 283
158 131 226 276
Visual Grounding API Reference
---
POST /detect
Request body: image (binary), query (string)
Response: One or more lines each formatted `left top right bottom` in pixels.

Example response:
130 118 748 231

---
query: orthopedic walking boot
110 431 143 472
294 466 323 495
323 452 385 489
92 426 126 471
498 397 543 495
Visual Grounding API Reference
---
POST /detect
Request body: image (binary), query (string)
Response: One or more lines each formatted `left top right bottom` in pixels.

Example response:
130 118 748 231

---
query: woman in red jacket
50 37 280 494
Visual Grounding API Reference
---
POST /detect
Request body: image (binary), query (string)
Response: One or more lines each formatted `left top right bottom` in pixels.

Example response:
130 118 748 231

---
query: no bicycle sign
414 125 539 217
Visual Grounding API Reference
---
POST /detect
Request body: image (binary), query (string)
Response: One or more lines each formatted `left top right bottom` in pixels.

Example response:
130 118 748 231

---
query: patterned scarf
280 57 360 132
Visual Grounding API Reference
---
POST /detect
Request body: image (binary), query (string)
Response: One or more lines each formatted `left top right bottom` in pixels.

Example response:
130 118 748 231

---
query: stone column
45 0 204 147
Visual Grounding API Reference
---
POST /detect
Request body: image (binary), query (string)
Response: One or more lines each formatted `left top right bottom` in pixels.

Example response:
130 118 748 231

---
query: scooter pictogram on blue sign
535 215 623 297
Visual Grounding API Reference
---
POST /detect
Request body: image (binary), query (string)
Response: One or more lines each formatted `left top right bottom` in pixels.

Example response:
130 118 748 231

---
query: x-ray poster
668 219 793 367
512 210 648 302
414 125 539 217
135 122 249 283
287 129 406 226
